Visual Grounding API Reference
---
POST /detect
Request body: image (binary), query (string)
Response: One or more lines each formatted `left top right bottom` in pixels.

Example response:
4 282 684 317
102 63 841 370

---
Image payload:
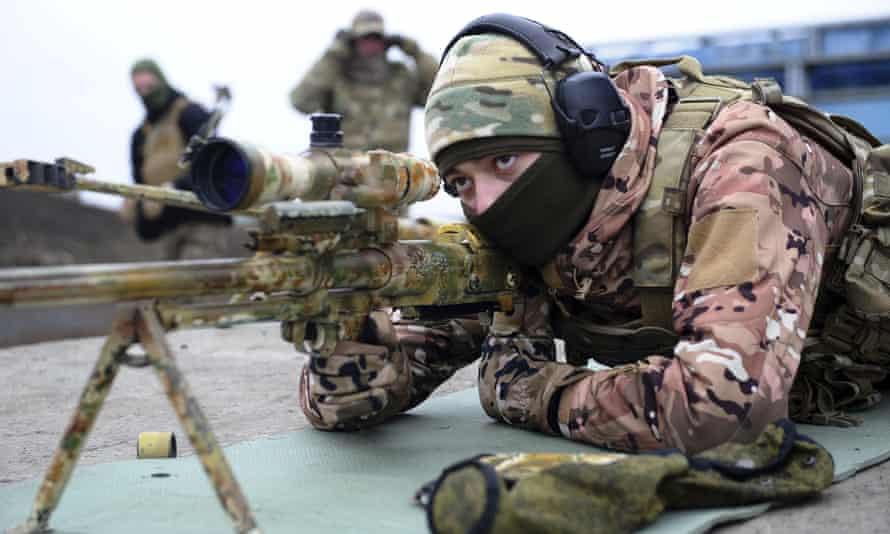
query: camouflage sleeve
411 49 438 107
289 49 343 114
477 285 597 432
556 115 842 453
396 317 486 411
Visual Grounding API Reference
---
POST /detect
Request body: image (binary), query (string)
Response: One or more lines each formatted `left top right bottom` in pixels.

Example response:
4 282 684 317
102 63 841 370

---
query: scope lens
214 150 248 206
190 139 251 211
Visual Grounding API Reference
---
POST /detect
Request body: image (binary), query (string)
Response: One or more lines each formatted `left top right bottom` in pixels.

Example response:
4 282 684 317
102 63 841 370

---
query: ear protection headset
440 14 631 179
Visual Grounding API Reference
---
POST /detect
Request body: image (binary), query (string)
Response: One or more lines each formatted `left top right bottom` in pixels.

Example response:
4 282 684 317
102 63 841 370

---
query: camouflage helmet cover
424 33 594 164
351 9 385 38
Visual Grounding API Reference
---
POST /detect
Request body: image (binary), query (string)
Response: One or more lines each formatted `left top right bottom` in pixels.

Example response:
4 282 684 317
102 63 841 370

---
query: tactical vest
555 56 890 426
140 97 189 186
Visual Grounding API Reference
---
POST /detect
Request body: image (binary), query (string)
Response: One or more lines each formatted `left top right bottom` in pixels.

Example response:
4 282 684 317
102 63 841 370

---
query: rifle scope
190 137 440 212
189 138 317 211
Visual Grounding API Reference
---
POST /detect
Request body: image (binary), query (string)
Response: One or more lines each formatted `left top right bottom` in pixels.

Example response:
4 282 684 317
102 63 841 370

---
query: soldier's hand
388 35 421 57
119 198 137 223
327 29 352 60
299 311 412 430
141 199 164 220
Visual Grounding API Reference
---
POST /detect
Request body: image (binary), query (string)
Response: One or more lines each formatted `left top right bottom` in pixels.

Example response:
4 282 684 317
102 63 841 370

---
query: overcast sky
4 0 890 219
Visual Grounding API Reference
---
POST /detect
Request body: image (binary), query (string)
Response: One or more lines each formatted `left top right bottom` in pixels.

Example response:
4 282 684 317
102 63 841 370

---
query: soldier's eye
494 154 518 172
445 176 473 197
452 176 473 193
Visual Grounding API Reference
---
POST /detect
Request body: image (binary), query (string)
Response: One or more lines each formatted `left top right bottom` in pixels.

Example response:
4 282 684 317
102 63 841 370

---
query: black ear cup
554 71 631 177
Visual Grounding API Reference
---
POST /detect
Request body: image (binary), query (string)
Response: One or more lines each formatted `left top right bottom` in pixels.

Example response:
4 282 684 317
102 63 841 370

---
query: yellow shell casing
137 432 177 459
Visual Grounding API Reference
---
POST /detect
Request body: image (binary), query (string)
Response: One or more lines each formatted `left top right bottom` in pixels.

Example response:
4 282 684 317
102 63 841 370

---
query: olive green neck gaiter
142 85 173 114
465 152 600 267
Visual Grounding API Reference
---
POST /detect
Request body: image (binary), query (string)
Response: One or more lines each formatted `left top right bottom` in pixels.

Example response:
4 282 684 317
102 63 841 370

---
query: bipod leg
10 307 137 534
8 305 260 534
136 304 260 534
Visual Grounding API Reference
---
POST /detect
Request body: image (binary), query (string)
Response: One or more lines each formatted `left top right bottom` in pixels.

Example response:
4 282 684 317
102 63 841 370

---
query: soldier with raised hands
299 14 874 454
289 10 438 154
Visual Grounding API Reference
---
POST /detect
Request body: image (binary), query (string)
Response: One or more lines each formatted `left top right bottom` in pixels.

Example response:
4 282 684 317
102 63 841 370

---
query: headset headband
440 13 592 69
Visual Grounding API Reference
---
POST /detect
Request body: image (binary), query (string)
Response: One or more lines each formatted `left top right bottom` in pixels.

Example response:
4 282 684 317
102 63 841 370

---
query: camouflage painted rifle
0 116 519 534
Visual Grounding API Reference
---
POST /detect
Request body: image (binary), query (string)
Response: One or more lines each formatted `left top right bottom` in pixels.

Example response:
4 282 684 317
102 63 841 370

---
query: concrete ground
1 323 888 533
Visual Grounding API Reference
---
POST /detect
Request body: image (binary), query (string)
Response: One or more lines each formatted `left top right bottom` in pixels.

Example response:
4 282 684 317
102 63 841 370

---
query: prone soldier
298 14 880 453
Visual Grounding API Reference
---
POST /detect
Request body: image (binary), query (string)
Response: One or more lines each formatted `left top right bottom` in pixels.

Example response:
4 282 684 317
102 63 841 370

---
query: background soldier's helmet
424 34 595 167
351 10 385 38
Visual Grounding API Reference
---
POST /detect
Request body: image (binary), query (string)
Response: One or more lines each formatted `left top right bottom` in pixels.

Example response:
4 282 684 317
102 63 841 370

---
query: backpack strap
633 96 723 330
611 56 702 78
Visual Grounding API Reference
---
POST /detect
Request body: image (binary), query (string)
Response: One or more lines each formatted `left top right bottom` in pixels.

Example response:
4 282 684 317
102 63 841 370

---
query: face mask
465 151 600 267
141 83 172 114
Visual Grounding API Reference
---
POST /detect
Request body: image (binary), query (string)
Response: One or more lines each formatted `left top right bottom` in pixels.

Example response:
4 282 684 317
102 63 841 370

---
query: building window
809 59 890 92
822 28 873 56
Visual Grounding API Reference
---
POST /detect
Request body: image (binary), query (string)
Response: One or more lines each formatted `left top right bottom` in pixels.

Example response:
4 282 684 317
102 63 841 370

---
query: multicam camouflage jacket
395 65 856 454
289 41 438 153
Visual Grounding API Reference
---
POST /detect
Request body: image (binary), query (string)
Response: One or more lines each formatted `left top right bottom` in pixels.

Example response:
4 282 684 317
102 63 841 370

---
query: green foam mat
1 389 889 533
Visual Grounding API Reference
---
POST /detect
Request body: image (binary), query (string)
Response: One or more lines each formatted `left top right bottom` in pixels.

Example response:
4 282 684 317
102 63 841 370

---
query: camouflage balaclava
131 58 172 114
424 34 601 267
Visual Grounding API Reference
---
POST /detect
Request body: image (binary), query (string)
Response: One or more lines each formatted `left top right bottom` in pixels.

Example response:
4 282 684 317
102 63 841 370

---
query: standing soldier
289 10 438 154
122 59 240 260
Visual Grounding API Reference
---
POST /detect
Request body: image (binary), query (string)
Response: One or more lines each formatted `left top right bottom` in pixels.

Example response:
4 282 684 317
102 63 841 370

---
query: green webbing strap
610 55 705 81
638 288 676 333
632 97 722 330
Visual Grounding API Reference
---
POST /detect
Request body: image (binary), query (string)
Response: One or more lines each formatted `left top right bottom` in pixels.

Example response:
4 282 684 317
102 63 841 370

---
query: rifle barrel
0 253 391 308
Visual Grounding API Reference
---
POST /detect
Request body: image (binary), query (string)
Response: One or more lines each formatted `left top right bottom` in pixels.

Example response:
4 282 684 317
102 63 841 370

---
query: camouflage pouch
418 420 833 534
790 351 886 426
793 144 890 425
840 146 890 320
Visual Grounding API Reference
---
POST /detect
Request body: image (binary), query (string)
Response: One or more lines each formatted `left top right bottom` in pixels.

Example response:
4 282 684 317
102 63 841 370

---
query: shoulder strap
633 96 722 330
169 97 189 120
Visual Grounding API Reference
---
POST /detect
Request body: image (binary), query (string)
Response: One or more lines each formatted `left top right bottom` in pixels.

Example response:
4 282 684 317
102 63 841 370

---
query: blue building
590 18 890 141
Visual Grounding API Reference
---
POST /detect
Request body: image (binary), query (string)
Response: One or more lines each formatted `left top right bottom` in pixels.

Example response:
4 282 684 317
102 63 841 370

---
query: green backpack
556 55 889 426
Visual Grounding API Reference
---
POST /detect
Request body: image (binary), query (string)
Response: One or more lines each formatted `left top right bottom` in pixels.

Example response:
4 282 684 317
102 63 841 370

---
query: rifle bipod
8 304 260 534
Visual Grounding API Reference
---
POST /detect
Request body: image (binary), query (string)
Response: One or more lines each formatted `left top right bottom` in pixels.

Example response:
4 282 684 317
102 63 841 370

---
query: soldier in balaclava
289 10 438 153
124 59 238 259
297 14 865 454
